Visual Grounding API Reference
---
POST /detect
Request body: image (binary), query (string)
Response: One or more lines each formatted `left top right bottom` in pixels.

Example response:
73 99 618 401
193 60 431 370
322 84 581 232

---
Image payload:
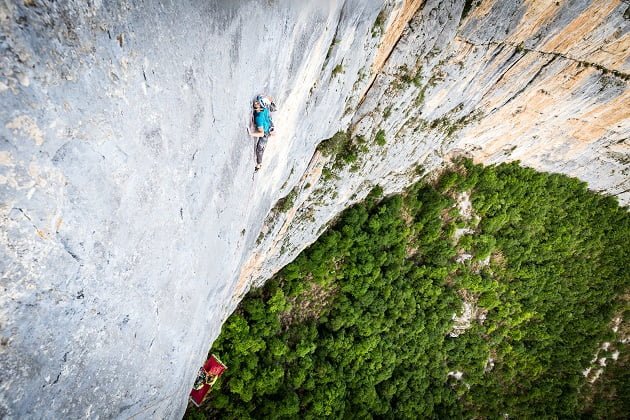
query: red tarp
189 355 227 407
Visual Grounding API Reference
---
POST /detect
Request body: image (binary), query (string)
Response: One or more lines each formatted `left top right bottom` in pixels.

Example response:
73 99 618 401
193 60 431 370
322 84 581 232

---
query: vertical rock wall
0 0 628 418
0 0 385 417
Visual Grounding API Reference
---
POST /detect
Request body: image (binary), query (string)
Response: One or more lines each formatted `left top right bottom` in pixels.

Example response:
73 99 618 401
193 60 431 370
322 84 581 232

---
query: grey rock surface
0 0 628 418
0 0 384 417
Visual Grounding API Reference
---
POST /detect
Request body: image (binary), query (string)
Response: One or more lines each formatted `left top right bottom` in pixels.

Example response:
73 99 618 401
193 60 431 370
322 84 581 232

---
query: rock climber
247 94 276 171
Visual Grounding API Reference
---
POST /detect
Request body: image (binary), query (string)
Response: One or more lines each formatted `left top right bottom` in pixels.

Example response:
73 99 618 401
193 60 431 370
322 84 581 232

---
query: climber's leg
255 135 268 167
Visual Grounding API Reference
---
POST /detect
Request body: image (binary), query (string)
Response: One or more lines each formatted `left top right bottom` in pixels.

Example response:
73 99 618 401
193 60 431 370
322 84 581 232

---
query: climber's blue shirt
254 108 272 135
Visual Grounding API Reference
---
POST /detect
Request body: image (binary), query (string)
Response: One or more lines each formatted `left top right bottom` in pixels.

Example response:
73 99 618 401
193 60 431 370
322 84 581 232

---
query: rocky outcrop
1 0 628 418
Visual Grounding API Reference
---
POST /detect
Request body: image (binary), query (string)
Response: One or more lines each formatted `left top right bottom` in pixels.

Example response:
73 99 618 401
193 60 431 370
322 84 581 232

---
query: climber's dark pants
255 135 268 164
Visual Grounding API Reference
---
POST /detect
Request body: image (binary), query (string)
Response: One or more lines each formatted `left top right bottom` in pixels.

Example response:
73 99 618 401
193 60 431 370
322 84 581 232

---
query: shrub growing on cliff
316 131 348 157
374 129 386 146
382 106 392 119
187 161 629 419
317 131 369 171
273 188 298 213
331 64 344 77
371 9 386 37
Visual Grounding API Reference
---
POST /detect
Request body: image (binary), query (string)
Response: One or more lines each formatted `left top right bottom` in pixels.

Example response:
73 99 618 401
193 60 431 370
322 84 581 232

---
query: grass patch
332 64 344 77
426 108 482 138
398 64 423 87
372 9 386 37
374 129 386 146
383 106 392 119
273 187 299 213
316 131 369 170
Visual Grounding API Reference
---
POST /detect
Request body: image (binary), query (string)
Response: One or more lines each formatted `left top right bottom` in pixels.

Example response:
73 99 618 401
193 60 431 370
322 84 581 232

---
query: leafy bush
317 131 369 171
318 131 350 157
371 10 386 38
274 188 298 213
374 129 386 146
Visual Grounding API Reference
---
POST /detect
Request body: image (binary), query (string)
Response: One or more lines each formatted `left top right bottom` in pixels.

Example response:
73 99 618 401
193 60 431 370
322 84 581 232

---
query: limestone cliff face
0 0 627 418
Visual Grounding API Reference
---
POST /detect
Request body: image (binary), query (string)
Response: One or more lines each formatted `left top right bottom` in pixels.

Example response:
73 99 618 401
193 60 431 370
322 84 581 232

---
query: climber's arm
247 126 265 138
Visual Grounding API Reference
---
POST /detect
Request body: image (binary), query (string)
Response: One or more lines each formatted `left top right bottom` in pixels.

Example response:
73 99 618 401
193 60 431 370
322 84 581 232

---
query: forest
187 160 629 419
